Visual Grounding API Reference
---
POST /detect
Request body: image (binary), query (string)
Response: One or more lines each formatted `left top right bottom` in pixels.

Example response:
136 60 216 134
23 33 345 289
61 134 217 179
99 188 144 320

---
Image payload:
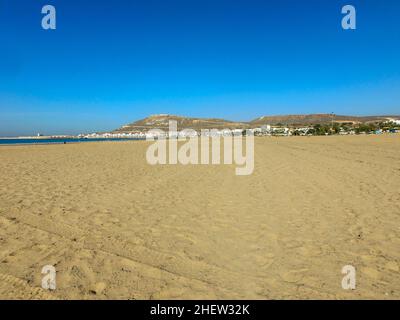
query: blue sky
0 0 399 136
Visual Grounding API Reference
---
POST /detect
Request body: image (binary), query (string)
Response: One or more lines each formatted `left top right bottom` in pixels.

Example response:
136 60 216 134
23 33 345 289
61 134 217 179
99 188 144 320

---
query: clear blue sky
0 0 399 136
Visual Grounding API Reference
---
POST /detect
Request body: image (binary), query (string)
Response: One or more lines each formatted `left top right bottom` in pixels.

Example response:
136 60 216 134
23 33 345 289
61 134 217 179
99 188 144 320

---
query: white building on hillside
387 118 400 125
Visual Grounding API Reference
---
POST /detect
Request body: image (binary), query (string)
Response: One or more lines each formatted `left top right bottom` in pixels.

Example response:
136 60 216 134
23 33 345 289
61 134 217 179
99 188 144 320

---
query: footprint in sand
361 267 381 280
298 246 323 257
89 282 107 295
280 269 309 283
385 261 399 272
252 253 275 271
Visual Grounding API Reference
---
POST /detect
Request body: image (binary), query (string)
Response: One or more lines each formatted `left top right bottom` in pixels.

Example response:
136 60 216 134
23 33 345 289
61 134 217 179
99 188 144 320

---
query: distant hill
114 114 249 132
250 114 400 126
113 114 400 132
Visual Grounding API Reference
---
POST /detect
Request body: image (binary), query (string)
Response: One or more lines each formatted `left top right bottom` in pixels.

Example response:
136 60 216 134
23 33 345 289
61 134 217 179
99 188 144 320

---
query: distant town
3 114 400 140
88 115 400 139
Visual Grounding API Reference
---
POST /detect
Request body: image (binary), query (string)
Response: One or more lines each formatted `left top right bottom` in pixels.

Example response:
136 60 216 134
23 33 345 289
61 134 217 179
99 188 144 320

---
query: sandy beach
0 134 399 299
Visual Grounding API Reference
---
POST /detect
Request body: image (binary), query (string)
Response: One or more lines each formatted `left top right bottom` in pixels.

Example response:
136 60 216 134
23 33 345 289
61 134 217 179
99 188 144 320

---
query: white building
387 118 400 125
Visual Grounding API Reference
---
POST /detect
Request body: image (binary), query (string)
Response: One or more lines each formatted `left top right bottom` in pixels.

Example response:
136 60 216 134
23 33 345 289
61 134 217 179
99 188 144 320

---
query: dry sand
0 135 399 299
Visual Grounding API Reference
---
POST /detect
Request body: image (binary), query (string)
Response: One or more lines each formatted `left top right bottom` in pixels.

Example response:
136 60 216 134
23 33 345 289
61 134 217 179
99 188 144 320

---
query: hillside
250 114 399 126
114 114 249 132
113 114 400 132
